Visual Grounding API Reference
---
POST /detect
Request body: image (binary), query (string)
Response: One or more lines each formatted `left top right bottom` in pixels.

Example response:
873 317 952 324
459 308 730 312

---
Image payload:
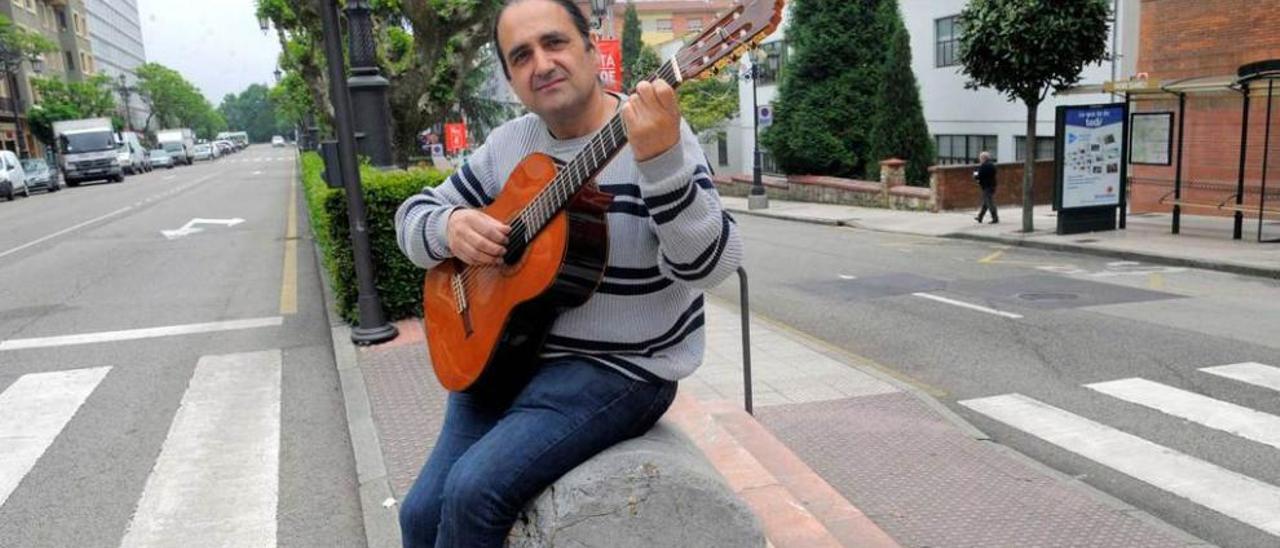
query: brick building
574 0 733 44
1128 0 1280 223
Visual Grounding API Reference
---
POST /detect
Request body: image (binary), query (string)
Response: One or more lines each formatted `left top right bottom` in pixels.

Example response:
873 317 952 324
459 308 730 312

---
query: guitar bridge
451 272 474 336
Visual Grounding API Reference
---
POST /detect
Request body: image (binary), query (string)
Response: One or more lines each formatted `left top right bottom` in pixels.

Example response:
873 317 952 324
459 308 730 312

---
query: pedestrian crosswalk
0 351 283 546
961 362 1280 538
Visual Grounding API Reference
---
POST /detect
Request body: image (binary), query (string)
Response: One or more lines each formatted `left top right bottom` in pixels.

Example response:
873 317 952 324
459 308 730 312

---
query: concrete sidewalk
720 196 1280 279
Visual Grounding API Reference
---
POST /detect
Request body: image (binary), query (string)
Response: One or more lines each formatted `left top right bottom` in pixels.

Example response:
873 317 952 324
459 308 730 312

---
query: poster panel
1061 104 1125 209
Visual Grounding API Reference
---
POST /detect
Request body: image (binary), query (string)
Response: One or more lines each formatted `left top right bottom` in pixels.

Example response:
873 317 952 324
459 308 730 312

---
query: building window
934 134 997 165
657 18 672 32
688 18 702 33
64 50 74 71
1015 136 1055 162
73 11 82 35
56 7 67 31
935 15 963 68
80 52 91 74
754 40 788 85
716 131 728 167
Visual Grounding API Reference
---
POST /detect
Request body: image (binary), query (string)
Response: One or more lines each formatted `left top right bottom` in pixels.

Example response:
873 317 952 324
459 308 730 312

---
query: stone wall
931 160 1056 211
712 159 935 211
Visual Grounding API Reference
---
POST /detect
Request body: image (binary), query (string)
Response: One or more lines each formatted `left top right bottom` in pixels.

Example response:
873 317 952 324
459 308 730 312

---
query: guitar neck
516 59 684 233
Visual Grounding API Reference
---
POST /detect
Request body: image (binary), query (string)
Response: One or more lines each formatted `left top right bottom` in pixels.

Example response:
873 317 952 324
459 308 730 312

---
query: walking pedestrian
975 151 999 224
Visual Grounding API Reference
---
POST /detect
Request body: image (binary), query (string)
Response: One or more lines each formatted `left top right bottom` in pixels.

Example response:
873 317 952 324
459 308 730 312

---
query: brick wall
931 161 1056 211
1131 0 1280 217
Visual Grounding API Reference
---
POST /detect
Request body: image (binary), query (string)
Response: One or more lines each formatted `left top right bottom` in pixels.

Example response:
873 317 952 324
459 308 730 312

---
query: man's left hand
622 80 681 162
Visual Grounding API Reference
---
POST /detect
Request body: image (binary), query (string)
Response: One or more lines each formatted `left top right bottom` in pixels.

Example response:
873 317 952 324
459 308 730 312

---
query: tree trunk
1023 102 1038 233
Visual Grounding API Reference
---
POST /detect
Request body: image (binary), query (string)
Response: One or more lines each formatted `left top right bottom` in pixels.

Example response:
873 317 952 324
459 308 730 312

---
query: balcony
48 0 69 6
0 97 17 117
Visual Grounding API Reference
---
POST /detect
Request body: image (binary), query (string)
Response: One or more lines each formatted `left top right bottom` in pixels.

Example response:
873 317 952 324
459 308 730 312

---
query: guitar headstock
672 0 786 81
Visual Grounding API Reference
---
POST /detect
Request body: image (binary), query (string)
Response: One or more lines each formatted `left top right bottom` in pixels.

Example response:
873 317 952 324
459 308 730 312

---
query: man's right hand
446 208 510 266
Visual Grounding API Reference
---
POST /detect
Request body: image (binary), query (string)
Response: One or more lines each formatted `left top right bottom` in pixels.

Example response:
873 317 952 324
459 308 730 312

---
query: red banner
444 123 468 154
595 38 622 92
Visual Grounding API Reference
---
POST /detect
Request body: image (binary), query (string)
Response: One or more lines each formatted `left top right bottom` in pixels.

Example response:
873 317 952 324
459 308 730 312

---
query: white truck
156 128 195 165
53 118 124 186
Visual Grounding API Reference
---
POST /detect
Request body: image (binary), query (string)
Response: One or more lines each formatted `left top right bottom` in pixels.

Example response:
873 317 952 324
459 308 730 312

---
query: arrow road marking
161 218 246 240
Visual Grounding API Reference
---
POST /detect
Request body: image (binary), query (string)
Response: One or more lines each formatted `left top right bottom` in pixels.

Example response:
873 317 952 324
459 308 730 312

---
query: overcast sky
138 0 283 106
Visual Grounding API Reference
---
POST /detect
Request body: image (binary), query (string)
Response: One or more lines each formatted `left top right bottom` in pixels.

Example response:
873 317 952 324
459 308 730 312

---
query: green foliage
678 75 738 136
135 62 225 137
220 84 292 143
621 2 643 90
299 152 450 323
0 14 57 75
28 75 118 145
867 0 934 185
762 0 883 178
632 45 662 86
958 0 1110 107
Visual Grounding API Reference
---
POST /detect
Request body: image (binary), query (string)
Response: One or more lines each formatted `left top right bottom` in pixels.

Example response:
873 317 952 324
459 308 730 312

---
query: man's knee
440 464 510 523
399 486 441 546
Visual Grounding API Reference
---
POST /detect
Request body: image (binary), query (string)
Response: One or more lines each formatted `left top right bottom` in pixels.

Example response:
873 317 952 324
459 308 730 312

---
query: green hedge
299 152 448 323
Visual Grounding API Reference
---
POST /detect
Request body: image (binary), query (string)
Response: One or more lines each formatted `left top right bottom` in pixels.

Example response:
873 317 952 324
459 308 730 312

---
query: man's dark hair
493 0 594 80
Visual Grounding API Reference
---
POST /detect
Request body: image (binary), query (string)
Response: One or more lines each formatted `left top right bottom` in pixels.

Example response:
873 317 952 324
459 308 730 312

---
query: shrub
299 152 448 323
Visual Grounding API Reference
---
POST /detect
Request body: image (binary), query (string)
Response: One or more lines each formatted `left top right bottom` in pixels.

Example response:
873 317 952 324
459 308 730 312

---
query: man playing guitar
394 0 744 544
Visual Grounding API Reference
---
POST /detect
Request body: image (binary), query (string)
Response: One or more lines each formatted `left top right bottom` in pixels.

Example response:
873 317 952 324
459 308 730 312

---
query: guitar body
424 153 612 396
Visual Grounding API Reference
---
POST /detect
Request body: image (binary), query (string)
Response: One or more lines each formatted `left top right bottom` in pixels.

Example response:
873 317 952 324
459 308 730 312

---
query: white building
84 0 150 132
710 0 1141 177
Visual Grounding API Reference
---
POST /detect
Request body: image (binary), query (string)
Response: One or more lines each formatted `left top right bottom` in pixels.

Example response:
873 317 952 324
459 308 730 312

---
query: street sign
444 123 467 154
757 105 773 127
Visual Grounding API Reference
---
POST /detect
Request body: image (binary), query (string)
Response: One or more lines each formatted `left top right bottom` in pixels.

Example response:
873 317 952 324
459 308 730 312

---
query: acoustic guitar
424 0 785 396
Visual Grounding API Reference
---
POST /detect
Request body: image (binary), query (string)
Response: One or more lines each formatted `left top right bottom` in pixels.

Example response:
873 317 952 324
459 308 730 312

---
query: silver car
149 149 175 169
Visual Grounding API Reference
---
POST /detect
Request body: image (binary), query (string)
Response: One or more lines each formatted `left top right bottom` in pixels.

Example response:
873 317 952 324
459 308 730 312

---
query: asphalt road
0 146 365 547
709 214 1280 548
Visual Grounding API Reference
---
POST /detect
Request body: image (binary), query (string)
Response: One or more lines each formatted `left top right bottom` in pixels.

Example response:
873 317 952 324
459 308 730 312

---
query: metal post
344 0 395 168
1173 92 1186 234
320 0 398 344
1236 86 1251 240
737 267 753 415
748 55 768 210
9 72 26 158
1260 79 1274 242
1119 92 1129 229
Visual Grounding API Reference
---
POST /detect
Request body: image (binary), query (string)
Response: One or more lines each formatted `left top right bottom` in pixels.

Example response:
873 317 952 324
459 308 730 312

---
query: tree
958 0 1110 231
135 62 224 137
761 0 883 179
621 1 643 90
632 44 662 85
28 75 118 146
0 14 57 156
678 74 739 136
868 0 934 185
220 84 288 142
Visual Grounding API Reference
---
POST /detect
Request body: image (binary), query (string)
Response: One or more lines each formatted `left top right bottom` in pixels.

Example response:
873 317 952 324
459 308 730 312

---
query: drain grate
1018 292 1079 302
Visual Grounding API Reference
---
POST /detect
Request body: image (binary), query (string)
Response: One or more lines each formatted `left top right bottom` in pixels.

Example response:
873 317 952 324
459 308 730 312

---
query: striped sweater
394 107 743 383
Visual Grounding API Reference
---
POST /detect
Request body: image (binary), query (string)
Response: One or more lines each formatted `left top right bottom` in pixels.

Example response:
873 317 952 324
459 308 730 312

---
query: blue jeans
399 357 678 547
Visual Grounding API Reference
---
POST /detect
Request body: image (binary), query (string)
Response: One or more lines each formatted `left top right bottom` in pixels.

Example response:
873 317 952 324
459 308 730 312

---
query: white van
116 131 149 175
0 150 29 201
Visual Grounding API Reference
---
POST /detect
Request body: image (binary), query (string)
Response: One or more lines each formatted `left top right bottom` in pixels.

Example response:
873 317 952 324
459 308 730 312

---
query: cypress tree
868 0 935 185
761 0 882 178
621 2 643 90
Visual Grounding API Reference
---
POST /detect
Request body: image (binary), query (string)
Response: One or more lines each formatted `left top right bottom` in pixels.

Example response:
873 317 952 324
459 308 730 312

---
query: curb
299 161 402 547
724 204 851 227
945 231 1280 280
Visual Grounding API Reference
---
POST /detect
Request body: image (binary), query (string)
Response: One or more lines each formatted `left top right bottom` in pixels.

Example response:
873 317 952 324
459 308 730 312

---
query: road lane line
1201 362 1280 392
978 249 1005 263
0 206 132 260
119 350 280 547
911 292 1023 319
1086 377 1280 449
0 367 111 507
960 393 1280 536
0 317 283 352
280 162 298 315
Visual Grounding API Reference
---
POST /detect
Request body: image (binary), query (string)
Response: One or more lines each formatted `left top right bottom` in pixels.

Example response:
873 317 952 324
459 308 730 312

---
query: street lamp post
117 74 135 132
589 0 614 38
748 47 769 210
344 0 395 169
319 0 397 345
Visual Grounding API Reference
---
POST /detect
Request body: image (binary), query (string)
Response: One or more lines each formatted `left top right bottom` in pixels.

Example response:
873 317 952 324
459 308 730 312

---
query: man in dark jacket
975 151 998 224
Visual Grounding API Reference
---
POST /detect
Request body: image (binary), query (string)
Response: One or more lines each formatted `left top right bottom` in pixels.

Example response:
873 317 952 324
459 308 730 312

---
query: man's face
497 0 600 122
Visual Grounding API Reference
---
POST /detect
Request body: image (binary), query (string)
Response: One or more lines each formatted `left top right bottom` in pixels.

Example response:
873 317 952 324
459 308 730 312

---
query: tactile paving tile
358 343 448 498
757 392 1188 548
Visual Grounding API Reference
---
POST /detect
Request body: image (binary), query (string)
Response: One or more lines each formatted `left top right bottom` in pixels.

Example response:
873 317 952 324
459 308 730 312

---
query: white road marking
161 217 246 240
1201 363 1280 393
0 317 283 352
911 292 1023 319
960 393 1280 536
0 367 111 507
252 171 263 175
1087 377 1280 449
838 274 857 280
119 350 281 548
0 207 131 260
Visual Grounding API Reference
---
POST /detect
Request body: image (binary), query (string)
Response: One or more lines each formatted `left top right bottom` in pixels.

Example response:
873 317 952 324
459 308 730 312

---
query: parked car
193 143 213 161
271 135 286 147
0 150 30 201
213 140 234 156
20 158 60 193
149 149 175 169
116 131 149 175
